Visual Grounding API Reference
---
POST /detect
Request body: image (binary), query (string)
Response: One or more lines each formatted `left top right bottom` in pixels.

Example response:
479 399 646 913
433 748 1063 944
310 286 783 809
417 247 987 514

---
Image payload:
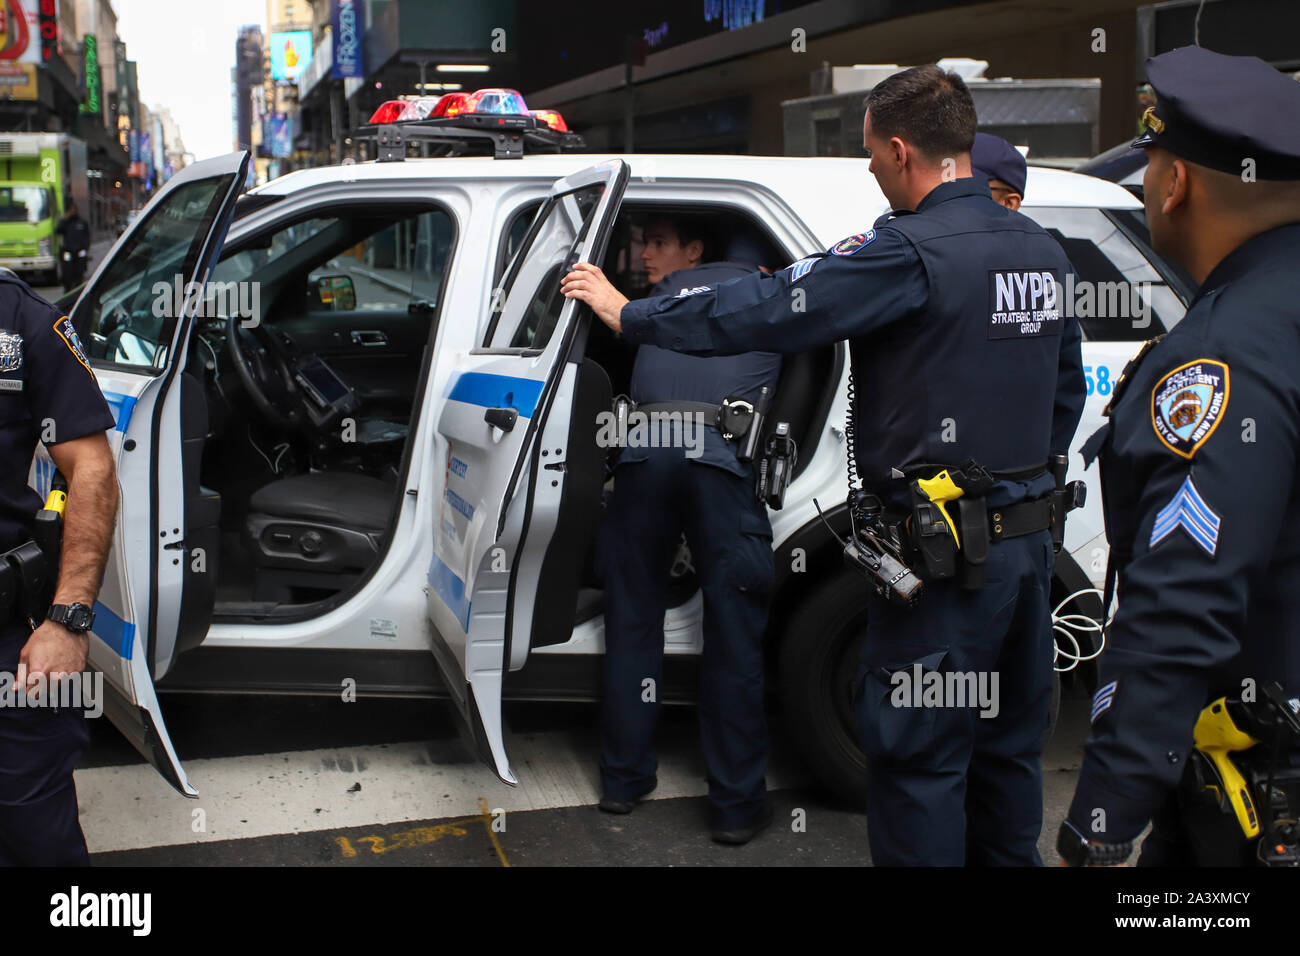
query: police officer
54 202 90 293
564 63 1085 865
0 275 117 865
971 132 1027 211
1059 46 1300 867
594 214 782 844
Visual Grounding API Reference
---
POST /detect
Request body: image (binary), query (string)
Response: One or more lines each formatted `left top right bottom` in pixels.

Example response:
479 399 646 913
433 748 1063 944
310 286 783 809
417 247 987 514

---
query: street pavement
76 690 1096 866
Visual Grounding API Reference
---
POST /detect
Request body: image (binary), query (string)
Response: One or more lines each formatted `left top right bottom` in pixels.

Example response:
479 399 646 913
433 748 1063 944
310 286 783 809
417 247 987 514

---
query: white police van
40 106 1191 803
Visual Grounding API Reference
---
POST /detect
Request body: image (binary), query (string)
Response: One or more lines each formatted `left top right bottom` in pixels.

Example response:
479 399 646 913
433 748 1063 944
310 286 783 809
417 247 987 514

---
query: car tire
777 568 871 809
778 568 1069 808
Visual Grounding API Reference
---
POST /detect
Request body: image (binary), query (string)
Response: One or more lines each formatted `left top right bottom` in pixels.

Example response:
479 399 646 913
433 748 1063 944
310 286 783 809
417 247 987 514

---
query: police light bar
530 109 569 132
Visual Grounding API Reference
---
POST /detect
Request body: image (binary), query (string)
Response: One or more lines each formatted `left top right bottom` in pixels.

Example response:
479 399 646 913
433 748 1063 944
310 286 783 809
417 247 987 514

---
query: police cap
971 132 1027 196
1132 45 1300 180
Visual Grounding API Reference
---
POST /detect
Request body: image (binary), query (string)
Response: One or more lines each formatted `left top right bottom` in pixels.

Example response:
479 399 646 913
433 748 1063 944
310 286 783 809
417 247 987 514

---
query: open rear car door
427 160 628 783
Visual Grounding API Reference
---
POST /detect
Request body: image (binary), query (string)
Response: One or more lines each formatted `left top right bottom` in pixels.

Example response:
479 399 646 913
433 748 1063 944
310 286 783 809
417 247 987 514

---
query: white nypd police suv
35 98 1192 803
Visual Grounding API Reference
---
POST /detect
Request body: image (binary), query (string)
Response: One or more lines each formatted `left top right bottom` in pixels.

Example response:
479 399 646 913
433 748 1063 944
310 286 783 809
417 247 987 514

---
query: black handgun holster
955 496 990 590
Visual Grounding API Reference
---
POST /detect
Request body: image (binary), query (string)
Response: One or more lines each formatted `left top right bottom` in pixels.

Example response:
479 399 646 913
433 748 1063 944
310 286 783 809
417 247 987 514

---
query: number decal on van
1083 365 1113 397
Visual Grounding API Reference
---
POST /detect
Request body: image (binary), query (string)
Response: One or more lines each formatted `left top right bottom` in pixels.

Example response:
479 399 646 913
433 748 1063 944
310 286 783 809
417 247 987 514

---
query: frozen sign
987 268 1062 339
331 0 364 80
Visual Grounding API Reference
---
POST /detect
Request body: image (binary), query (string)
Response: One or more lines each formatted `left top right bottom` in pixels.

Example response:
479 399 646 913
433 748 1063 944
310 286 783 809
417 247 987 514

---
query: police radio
814 494 923 608
756 421 796 510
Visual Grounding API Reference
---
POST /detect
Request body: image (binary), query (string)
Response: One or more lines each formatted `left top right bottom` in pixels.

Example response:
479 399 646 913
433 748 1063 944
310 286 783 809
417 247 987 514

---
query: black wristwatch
46 603 95 634
1057 820 1133 867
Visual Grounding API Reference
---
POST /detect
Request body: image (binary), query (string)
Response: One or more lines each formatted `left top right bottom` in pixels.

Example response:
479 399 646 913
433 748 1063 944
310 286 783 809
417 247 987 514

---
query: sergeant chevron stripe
1149 476 1220 556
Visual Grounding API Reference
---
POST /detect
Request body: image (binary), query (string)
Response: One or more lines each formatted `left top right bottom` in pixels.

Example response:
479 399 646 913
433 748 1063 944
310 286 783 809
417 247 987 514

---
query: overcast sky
114 0 269 162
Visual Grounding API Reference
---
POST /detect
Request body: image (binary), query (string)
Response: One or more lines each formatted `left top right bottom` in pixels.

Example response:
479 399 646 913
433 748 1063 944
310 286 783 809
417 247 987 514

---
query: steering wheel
225 314 306 433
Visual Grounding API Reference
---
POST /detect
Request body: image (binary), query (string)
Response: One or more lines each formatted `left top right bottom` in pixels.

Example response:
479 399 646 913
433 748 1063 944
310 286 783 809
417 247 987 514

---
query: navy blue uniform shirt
1067 222 1300 843
620 178 1085 506
626 260 781 477
0 277 115 552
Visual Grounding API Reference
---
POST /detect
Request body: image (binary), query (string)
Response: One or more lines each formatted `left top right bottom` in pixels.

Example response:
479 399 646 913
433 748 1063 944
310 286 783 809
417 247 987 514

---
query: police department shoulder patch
830 230 875 256
52 315 93 374
1150 358 1229 459
0 329 22 373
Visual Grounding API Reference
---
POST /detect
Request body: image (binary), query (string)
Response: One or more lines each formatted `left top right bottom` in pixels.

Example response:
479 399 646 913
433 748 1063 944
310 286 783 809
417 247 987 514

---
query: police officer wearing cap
972 132 1027 211
0 274 117 865
565 64 1085 866
1059 45 1300 867
595 214 783 844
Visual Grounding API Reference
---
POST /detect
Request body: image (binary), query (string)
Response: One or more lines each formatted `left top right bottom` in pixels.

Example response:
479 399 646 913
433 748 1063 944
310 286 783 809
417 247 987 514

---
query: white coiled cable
1052 587 1111 673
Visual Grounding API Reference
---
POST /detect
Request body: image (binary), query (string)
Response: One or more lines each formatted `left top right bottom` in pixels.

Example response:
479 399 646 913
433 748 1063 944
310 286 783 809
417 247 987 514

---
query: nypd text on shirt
987 269 1063 339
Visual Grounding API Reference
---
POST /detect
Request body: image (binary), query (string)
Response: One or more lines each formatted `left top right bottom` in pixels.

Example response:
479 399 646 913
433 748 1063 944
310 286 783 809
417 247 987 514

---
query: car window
210 208 454 315
494 200 542 286
73 176 228 369
485 184 603 350
1025 206 1185 341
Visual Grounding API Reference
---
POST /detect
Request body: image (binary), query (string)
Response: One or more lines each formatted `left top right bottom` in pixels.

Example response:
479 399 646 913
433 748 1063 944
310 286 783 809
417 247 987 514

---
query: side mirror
316 274 356 311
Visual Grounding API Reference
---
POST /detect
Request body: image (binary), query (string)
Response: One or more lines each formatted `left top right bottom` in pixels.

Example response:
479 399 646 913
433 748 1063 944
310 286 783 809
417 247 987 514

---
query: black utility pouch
955 496 990 590
910 501 957 579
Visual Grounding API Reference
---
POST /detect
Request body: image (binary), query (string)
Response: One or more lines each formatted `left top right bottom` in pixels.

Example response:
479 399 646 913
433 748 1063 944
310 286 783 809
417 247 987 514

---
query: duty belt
988 495 1054 541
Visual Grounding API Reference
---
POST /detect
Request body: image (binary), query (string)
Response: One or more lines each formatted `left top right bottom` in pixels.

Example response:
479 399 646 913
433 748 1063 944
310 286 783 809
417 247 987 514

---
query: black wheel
778 567 1069 806
777 568 871 808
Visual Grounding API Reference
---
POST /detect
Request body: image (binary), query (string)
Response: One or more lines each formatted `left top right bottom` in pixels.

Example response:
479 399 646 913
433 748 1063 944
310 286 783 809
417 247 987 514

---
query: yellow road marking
334 816 478 858
478 797 511 868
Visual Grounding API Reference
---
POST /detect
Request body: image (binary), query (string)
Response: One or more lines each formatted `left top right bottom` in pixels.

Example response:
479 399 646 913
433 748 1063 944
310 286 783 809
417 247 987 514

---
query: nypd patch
0 329 21 373
786 257 818 282
53 315 93 373
1151 358 1228 459
1150 475 1221 557
830 230 875 256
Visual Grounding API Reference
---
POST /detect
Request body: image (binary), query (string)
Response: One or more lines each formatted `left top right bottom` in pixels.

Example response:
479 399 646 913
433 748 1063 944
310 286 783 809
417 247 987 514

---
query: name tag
0 378 21 392
987 269 1063 339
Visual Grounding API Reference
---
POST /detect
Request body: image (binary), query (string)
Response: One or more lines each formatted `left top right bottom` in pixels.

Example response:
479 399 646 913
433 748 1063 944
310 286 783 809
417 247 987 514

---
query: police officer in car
1059 47 1300 867
565 63 1085 866
594 214 782 844
0 276 117 865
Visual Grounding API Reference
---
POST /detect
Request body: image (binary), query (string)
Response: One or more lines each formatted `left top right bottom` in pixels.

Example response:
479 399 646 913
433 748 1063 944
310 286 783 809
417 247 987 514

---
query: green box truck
0 132 89 285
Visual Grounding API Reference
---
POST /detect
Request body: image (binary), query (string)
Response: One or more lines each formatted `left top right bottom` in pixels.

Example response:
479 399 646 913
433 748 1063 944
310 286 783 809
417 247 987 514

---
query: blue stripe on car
446 372 543 418
93 601 135 659
428 554 471 633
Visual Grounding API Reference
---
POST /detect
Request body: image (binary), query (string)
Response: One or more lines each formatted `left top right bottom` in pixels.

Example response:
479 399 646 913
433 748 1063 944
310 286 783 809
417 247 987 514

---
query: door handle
350 330 389 347
484 406 518 432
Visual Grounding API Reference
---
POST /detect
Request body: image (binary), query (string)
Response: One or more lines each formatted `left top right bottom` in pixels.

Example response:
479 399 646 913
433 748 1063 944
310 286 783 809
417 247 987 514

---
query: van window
0 186 52 224
1026 206 1185 341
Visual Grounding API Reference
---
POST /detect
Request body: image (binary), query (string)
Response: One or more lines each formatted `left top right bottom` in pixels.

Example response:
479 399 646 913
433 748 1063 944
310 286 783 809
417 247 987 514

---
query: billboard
264 113 293 158
0 0 43 65
269 30 312 81
0 62 36 99
331 0 364 79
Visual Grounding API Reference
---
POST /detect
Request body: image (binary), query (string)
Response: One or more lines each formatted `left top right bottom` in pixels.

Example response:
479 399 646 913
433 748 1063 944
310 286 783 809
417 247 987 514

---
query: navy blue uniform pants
598 447 774 830
857 530 1054 866
0 623 90 866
